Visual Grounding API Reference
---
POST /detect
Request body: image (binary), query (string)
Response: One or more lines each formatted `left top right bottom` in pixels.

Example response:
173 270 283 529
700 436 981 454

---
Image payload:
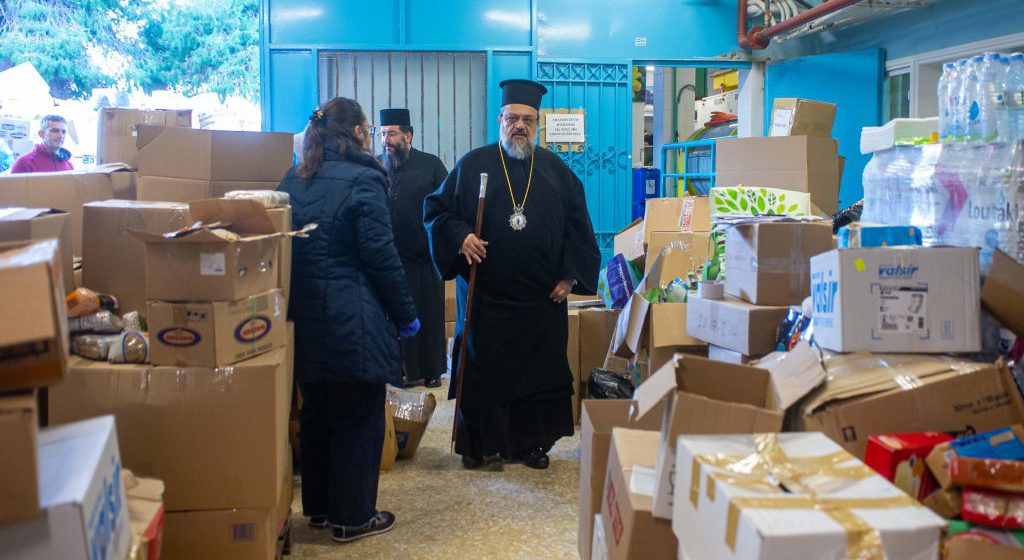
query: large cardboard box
643 197 711 245
136 125 292 184
0 240 69 391
136 176 283 204
578 400 666 560
579 308 621 382
0 165 135 254
0 392 39 526
0 208 73 294
673 432 944 560
646 303 706 375
613 218 645 265
50 348 292 511
148 289 287 367
163 507 276 560
568 309 582 423
715 136 841 214
131 199 282 302
725 221 834 306
794 354 1024 459
599 428 677 560
633 354 784 520
810 247 981 353
0 416 131 560
685 295 789 356
97 108 192 168
644 231 710 278
982 249 1024 338
82 200 191 315
769 98 836 138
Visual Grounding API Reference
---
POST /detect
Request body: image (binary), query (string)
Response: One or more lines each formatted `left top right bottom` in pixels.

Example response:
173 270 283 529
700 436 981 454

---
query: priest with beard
377 108 449 388
424 79 600 470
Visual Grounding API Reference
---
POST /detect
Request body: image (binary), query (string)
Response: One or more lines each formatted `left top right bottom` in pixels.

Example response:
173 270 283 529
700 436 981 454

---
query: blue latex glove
399 318 420 338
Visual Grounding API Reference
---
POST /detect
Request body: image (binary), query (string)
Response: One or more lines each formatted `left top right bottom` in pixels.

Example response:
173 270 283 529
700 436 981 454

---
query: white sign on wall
545 113 585 143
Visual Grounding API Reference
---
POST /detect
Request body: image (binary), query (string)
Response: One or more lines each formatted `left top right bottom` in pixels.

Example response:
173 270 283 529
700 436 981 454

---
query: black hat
499 79 547 110
379 108 411 127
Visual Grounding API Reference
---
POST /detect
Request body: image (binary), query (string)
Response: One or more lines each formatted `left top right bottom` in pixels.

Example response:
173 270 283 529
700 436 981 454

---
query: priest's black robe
424 142 600 457
379 148 449 384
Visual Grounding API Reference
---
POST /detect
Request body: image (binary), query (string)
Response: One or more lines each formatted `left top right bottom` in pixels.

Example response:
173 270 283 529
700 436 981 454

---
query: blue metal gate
536 61 633 265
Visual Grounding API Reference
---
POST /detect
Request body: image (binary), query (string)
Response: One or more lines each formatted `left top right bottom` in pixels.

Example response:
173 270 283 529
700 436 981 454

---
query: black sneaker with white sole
331 511 396 543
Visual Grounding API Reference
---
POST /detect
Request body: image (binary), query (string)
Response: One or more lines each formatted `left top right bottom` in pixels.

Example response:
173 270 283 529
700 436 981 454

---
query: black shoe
331 511 396 543
400 377 424 389
523 448 550 470
461 454 484 469
308 515 328 528
424 376 442 389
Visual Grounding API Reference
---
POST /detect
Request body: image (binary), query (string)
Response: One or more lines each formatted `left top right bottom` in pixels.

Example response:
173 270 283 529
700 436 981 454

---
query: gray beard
382 145 410 174
500 137 534 160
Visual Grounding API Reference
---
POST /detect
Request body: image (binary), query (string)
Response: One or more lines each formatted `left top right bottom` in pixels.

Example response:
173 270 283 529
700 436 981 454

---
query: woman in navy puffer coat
278 97 418 544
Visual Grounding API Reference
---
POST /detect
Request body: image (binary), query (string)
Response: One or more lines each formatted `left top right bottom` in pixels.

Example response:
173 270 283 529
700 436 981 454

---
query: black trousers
299 380 385 527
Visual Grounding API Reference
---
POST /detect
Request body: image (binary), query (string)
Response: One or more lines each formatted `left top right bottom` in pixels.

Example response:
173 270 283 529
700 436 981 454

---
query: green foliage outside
0 0 259 101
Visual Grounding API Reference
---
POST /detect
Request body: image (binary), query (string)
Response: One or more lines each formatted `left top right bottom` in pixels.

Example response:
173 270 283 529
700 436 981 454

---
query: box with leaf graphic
710 186 811 217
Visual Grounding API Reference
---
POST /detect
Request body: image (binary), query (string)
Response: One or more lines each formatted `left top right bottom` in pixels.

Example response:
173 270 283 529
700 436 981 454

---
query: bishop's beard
382 144 410 174
500 136 534 160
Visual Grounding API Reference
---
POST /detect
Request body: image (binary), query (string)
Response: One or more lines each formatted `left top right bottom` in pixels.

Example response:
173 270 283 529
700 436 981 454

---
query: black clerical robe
380 148 449 383
424 142 600 455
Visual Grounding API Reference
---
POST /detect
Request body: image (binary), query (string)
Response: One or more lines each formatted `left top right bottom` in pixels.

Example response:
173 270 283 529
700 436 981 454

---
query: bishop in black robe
424 79 600 469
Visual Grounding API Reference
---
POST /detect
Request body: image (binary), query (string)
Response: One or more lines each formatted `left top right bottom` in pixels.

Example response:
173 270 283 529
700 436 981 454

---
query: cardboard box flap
0 207 63 221
189 198 279 235
802 353 991 413
0 238 60 268
617 217 643 235
982 249 1024 337
633 358 682 421
678 354 776 409
612 292 650 358
92 163 133 174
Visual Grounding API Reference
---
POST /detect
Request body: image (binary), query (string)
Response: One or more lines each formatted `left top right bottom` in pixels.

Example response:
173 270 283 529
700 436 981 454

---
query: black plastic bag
831 199 864 233
587 369 635 399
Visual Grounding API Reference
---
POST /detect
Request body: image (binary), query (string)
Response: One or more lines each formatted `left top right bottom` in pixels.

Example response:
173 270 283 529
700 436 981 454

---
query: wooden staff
451 173 488 452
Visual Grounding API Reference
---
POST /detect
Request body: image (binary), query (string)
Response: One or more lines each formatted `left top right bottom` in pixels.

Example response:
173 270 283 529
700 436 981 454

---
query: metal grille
318 51 487 169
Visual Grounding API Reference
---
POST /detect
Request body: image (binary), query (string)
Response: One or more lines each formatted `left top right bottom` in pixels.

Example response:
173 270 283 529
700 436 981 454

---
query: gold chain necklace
498 144 534 231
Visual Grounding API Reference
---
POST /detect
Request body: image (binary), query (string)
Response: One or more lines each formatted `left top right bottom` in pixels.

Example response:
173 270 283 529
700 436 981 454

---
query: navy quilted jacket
278 147 417 385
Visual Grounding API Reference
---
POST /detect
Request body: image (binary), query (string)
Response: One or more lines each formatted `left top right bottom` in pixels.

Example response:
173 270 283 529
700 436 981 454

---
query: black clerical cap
379 108 411 127
499 79 547 110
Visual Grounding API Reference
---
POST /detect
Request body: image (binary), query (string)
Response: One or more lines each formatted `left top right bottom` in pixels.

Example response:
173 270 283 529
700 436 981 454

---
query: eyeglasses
380 130 404 139
501 113 538 127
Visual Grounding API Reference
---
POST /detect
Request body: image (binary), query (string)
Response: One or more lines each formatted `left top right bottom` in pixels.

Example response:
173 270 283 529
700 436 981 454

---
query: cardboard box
944 537 1024 560
388 389 437 461
599 428 677 560
685 295 789 356
646 303 706 375
725 221 834 306
769 98 836 138
82 200 192 316
715 136 841 214
148 289 287 367
381 400 398 472
125 475 165 560
580 308 621 382
810 247 981 353
633 354 784 519
926 425 1024 493
568 309 582 423
613 218 645 265
578 400 666 560
445 280 457 322
710 186 813 218
259 205 292 300
0 208 73 294
98 108 193 168
0 416 131 560
922 488 961 519
707 345 753 365
50 348 291 511
982 249 1024 338
445 321 455 339
0 240 69 391
795 354 1024 459
611 293 650 360
136 125 293 184
131 199 283 302
0 392 39 526
136 176 283 204
163 508 276 560
0 165 135 255
673 432 944 560
864 432 952 501
644 231 710 279
643 197 711 245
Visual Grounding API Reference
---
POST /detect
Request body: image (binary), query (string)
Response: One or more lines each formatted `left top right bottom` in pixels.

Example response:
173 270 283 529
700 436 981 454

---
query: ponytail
296 97 372 182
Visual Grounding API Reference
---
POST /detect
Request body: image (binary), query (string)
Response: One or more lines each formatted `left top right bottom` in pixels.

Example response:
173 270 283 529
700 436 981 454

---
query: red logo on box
235 316 271 343
157 327 201 347
607 478 624 545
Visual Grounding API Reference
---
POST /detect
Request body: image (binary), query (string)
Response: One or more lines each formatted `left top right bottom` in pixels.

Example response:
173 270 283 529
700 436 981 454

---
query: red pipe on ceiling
739 0 868 50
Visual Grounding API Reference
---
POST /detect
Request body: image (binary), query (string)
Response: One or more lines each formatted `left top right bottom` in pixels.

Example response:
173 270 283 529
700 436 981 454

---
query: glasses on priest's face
501 113 538 128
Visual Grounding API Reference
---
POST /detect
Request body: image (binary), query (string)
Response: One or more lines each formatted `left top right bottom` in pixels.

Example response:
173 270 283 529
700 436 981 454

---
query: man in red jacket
11 115 74 173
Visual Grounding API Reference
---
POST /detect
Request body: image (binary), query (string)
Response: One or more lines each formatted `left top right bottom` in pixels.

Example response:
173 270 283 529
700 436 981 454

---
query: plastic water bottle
937 62 956 141
1005 52 1024 142
962 56 985 142
978 53 1009 142
951 59 970 141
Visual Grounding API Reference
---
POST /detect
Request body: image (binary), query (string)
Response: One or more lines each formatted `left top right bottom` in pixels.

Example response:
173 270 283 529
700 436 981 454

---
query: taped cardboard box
769 98 836 138
578 400 666 560
0 165 133 254
685 294 789 356
643 197 711 245
136 176 282 204
0 392 39 526
163 507 276 560
0 208 73 294
82 200 192 316
810 247 981 353
136 125 292 184
715 136 841 214
982 249 1024 338
131 199 283 302
124 473 165 560
673 432 944 560
0 416 131 560
794 354 1024 459
707 345 754 365
613 218 645 266
50 348 291 511
599 428 677 560
646 302 706 376
724 221 834 306
98 108 192 168
580 308 621 383
644 231 710 281
0 240 69 391
148 289 287 367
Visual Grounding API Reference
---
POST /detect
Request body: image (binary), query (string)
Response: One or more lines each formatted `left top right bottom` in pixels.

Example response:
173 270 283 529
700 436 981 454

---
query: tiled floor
286 380 581 559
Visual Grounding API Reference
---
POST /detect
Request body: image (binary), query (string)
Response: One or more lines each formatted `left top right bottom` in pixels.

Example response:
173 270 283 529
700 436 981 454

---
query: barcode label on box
200 252 226 276
231 522 256 542
878 285 927 333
